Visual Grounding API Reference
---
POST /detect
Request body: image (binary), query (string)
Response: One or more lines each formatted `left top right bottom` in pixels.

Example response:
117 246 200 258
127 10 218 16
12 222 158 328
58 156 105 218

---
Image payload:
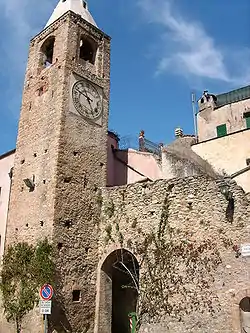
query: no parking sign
40 284 54 301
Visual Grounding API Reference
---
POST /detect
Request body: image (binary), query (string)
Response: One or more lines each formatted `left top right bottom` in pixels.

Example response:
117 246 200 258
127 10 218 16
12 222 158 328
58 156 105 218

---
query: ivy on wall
102 190 229 331
135 193 224 328
0 238 54 333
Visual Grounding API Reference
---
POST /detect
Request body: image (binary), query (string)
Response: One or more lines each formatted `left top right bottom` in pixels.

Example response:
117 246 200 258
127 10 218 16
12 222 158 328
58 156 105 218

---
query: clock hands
73 81 101 120
75 87 95 118
82 87 96 118
75 88 93 103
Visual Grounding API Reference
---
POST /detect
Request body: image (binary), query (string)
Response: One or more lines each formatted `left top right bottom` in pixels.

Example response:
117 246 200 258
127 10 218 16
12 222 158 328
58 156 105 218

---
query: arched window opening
41 36 55 68
240 297 250 332
79 37 97 65
99 249 139 333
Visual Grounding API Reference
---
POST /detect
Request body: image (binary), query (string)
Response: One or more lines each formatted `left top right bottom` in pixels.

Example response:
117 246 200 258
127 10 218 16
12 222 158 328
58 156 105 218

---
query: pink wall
0 151 15 258
118 149 162 184
107 137 162 186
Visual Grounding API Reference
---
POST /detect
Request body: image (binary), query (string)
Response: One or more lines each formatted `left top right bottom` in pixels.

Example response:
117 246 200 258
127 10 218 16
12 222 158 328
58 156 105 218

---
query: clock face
72 80 102 120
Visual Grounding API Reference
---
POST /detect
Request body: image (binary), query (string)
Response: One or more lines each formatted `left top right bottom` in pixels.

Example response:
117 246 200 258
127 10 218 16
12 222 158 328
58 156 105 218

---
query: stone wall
49 12 110 333
98 175 250 333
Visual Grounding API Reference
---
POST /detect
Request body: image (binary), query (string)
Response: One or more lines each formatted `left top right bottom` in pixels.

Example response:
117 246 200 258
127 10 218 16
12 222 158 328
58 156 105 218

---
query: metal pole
191 92 198 141
44 314 48 333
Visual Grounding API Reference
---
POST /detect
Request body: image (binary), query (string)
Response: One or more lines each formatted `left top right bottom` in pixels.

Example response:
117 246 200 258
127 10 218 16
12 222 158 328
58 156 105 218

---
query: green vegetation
0 239 54 332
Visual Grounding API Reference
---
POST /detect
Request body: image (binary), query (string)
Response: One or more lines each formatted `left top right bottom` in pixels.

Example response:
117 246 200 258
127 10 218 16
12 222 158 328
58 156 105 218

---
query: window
40 36 55 68
216 124 227 137
244 112 250 129
72 290 81 302
246 117 250 129
79 37 97 65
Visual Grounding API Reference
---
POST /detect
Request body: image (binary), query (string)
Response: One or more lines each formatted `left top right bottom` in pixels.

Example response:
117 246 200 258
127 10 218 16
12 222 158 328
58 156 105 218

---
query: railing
111 131 162 157
139 137 162 156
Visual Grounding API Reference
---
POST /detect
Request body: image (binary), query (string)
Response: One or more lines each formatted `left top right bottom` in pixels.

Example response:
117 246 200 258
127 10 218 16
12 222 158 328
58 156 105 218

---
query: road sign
241 244 250 257
39 300 52 315
40 284 54 301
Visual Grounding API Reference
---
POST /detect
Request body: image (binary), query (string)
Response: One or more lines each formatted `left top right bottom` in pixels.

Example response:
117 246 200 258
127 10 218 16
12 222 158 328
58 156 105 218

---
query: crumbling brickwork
98 175 250 333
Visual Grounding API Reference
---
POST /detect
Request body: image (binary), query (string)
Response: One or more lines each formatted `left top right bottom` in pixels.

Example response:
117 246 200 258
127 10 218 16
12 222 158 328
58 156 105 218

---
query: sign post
128 312 137 333
39 284 53 333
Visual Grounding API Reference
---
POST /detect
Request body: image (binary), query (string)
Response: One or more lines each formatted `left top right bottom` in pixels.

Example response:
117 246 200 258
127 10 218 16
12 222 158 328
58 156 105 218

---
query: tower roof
45 0 97 28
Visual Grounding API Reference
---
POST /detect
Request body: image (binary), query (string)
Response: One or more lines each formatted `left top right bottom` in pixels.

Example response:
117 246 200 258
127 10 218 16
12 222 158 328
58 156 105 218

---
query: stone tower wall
4 15 71 248
4 11 111 333
50 13 111 333
2 14 73 333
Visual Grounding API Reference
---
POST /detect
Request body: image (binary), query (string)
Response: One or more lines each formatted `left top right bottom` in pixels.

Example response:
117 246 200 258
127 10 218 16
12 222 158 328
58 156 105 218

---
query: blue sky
0 0 250 155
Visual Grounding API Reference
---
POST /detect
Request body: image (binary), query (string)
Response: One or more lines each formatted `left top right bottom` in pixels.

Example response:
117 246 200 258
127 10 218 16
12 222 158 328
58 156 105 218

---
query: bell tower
5 0 110 331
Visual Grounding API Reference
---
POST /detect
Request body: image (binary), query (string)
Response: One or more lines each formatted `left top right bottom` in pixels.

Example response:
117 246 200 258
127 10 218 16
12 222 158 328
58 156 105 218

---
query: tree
0 239 54 332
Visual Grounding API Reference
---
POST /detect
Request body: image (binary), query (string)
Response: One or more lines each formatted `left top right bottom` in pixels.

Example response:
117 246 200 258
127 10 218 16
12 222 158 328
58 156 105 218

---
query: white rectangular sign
40 300 52 315
241 244 250 257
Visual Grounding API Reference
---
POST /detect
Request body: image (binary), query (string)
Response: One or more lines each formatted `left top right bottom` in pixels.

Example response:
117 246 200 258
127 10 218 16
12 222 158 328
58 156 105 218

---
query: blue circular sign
40 284 53 301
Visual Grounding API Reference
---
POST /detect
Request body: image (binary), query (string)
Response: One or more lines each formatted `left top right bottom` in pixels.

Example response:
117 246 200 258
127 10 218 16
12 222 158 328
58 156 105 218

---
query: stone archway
97 249 139 333
240 297 250 332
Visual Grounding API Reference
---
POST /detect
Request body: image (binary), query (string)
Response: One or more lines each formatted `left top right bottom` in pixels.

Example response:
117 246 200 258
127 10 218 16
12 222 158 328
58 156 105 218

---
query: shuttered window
216 124 227 137
246 116 250 129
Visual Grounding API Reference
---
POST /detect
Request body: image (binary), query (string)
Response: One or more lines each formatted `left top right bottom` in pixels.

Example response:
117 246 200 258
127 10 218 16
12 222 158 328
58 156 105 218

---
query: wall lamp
23 176 35 192
187 194 194 208
220 183 233 201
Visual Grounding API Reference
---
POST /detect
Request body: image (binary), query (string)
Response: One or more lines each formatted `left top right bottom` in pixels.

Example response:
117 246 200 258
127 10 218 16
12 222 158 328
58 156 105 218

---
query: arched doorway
98 249 139 333
240 297 250 332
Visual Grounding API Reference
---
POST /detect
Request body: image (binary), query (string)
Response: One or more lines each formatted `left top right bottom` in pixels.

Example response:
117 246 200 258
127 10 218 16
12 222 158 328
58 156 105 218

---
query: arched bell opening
40 36 55 68
98 249 139 333
240 297 250 332
79 36 97 65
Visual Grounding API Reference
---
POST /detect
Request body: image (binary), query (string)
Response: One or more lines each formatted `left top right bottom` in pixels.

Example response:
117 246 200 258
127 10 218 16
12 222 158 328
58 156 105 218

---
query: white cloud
0 0 54 115
137 0 250 85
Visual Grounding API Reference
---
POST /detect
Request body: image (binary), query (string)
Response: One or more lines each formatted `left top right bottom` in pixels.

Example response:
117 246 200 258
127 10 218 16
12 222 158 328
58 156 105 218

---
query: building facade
0 1 250 332
0 150 14 258
193 88 250 192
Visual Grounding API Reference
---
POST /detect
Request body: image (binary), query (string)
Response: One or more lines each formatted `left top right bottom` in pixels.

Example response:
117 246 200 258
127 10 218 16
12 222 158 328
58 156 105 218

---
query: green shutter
246 117 250 129
216 124 227 137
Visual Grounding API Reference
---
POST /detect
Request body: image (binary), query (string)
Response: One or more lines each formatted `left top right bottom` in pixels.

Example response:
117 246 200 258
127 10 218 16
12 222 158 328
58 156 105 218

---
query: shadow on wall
107 133 128 187
49 270 72 333
113 150 129 186
49 297 72 333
